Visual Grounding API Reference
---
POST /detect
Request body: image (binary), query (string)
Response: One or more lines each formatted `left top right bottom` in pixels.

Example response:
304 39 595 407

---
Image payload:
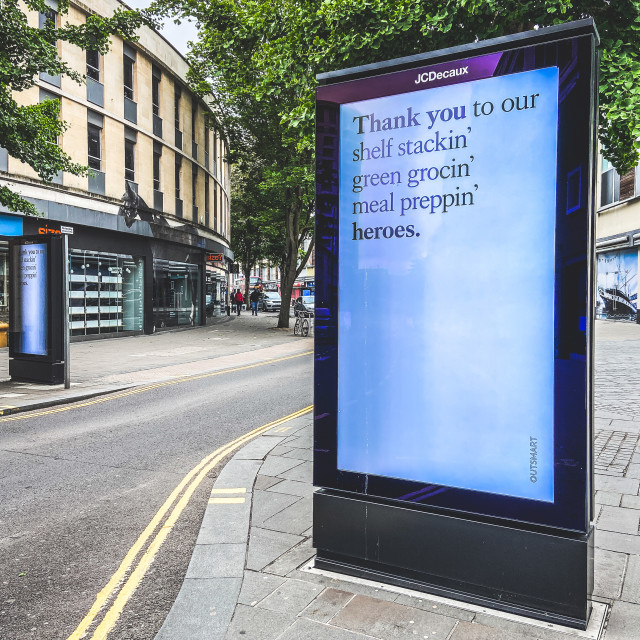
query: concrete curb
154 415 311 640
0 385 135 416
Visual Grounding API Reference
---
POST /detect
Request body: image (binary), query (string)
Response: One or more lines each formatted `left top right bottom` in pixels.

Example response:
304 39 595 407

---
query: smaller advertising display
596 249 638 321
12 242 48 355
9 236 65 383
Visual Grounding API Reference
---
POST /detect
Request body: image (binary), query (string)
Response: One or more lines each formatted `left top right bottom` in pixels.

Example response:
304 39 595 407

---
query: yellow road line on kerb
66 405 313 640
0 350 313 424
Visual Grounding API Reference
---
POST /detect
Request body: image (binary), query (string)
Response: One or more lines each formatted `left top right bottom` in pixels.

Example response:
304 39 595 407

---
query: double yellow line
0 350 313 423
67 405 313 640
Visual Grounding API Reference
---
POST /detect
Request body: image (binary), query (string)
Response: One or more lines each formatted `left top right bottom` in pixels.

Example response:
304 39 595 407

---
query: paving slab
186 543 246 579
597 506 640 535
257 578 323 615
620 554 640 604
258 455 304 478
197 499 252 545
329 594 457 640
448 620 534 640
603 601 640 640
237 571 287 607
594 549 627 600
263 540 316 577
276 617 378 640
225 603 295 640
261 497 312 536
299 588 354 624
155 577 242 640
251 490 301 527
266 479 314 499
596 491 622 507
245 527 304 572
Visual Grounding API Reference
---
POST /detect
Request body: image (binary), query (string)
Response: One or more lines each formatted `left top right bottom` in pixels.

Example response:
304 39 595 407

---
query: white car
261 292 281 312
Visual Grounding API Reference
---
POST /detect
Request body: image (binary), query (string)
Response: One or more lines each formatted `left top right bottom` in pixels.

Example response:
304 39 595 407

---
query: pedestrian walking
250 286 261 316
234 289 244 315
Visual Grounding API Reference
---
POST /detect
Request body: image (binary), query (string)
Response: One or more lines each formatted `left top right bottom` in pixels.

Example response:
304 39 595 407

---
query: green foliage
151 0 640 320
0 0 149 216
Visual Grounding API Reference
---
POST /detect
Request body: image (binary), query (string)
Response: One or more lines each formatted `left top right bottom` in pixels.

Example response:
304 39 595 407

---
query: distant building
0 0 232 336
596 155 640 322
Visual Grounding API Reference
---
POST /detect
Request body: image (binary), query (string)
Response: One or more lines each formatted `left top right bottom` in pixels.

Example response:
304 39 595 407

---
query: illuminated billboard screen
315 31 596 532
338 69 557 502
12 242 48 356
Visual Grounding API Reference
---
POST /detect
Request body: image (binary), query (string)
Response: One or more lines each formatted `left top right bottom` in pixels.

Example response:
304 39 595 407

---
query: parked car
260 292 281 312
293 295 314 316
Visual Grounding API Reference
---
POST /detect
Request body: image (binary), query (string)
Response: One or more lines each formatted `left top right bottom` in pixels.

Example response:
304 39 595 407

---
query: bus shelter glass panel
69 250 143 336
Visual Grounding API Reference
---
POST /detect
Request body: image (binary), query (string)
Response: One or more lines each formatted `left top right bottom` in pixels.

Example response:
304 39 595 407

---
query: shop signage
207 253 224 262
37 222 73 235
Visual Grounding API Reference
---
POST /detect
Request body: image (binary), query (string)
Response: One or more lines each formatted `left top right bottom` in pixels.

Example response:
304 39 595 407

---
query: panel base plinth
313 490 594 629
10 358 64 384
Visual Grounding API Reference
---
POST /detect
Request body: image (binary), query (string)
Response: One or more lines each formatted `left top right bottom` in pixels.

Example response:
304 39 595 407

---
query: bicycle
293 310 311 337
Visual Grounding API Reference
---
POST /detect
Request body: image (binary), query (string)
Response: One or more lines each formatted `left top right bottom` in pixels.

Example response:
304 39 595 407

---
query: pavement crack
0 449 184 475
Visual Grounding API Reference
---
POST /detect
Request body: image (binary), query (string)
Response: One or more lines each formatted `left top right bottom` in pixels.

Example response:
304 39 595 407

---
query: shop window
153 259 201 328
69 250 144 336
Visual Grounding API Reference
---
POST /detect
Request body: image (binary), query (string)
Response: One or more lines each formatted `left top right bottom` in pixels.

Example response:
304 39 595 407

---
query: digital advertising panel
315 20 597 537
9 235 65 383
12 242 48 356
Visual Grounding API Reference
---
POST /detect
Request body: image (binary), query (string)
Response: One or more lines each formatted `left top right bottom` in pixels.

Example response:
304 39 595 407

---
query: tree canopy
151 0 640 322
0 0 148 216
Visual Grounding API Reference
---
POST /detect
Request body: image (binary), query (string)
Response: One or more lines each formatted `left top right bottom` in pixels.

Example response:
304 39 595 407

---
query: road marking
271 426 291 433
209 497 246 504
210 487 247 494
66 405 312 640
0 351 313 424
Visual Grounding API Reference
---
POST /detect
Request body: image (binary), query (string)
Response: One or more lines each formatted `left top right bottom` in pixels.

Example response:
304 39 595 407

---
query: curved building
0 0 232 337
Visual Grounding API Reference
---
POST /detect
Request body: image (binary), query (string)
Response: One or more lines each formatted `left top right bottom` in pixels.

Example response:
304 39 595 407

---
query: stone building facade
0 0 232 336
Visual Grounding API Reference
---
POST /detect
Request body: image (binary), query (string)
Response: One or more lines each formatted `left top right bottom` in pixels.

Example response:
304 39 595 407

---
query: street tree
151 0 640 325
0 0 148 216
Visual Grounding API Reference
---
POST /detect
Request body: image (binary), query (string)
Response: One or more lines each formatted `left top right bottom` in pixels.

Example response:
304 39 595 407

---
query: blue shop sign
0 214 24 236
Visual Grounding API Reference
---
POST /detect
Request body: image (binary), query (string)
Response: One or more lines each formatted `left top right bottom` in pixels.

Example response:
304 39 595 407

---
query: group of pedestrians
229 286 262 316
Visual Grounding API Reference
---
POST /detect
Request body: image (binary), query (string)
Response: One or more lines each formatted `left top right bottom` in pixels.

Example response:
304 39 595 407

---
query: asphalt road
0 352 313 640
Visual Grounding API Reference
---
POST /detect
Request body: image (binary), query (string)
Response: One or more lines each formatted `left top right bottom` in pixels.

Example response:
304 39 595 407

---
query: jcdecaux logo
415 66 469 85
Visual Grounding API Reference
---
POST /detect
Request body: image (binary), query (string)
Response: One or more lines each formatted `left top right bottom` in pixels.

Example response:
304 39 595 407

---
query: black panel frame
314 20 598 534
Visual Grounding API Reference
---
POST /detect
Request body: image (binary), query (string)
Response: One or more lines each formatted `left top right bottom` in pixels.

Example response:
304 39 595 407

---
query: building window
125 137 135 183
174 85 181 129
86 49 100 81
153 144 161 192
601 156 637 207
87 124 101 170
39 4 60 87
175 157 182 199
152 66 161 116
213 182 218 232
192 165 197 206
123 53 134 100
205 174 210 227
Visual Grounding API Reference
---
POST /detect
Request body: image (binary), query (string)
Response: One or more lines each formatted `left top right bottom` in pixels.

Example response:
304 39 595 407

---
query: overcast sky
124 0 199 57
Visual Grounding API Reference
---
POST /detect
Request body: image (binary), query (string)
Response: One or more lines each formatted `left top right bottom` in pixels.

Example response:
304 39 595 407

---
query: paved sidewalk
154 319 640 640
0 313 311 415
